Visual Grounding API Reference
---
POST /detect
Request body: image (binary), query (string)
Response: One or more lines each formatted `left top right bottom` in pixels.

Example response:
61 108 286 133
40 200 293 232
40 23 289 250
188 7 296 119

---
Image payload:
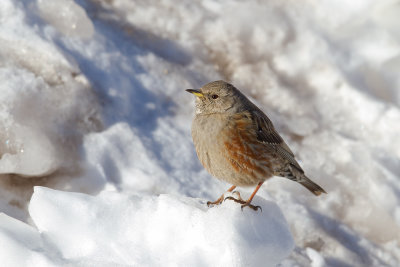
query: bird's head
186 80 246 115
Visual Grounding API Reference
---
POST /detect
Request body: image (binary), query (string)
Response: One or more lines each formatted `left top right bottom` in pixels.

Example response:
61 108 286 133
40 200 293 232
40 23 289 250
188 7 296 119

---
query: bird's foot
224 196 262 212
206 195 225 207
240 202 262 212
231 191 245 202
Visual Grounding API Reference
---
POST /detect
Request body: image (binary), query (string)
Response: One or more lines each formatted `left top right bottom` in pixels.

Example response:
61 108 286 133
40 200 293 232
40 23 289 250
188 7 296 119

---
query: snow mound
28 186 294 266
37 0 95 39
0 213 53 266
0 0 101 177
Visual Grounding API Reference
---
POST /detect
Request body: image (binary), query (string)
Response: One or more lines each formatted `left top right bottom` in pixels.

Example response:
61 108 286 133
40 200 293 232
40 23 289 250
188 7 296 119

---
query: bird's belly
203 144 271 186
192 115 273 186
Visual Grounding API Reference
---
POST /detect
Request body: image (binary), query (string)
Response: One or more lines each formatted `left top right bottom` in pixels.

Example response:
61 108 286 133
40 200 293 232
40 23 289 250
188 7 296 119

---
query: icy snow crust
0 0 400 266
26 187 293 266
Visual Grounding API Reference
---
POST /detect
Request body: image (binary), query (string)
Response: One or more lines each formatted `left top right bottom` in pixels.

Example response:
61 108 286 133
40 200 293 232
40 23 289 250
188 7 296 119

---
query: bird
186 80 326 211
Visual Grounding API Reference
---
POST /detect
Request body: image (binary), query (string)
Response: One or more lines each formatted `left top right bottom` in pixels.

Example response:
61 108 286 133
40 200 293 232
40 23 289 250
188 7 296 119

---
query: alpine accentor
186 80 326 211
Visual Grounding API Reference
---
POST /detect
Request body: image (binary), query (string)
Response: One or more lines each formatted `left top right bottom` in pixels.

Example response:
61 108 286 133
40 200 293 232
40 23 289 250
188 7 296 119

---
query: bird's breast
191 114 274 186
191 114 230 175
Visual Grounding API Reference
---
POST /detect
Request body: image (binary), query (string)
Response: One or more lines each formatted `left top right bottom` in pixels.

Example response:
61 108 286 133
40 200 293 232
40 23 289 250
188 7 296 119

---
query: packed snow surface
0 0 400 266
26 187 293 266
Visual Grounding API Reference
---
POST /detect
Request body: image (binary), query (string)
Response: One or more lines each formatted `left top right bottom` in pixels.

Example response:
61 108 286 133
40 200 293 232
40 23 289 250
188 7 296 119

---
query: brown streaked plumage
186 80 326 211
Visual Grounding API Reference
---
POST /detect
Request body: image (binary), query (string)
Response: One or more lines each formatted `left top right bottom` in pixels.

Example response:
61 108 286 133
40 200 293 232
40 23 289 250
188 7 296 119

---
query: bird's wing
251 110 304 173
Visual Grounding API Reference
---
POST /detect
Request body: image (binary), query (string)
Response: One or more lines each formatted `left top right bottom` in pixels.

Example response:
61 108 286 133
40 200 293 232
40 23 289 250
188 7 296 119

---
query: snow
0 0 399 266
27 186 293 266
306 247 326 267
37 0 95 39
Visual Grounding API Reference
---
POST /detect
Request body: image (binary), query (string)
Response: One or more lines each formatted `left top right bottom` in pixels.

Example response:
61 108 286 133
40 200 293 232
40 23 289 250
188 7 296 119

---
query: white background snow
0 0 400 266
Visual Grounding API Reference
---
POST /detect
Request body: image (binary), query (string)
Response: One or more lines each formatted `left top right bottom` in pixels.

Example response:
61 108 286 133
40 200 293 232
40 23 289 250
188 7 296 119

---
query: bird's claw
224 196 262 212
232 191 244 201
224 196 241 203
207 195 225 207
241 203 262 212
207 201 220 207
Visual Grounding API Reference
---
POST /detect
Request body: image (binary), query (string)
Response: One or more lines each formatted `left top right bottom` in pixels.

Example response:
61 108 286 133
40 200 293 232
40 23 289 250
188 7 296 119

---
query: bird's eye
211 94 219 99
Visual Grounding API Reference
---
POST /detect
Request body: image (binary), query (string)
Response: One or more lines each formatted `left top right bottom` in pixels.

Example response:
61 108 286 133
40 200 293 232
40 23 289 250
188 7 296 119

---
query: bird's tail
298 175 326 196
283 165 327 196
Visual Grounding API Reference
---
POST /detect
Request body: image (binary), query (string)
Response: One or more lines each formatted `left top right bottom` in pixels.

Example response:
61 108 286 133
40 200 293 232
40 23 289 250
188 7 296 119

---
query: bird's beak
186 89 204 97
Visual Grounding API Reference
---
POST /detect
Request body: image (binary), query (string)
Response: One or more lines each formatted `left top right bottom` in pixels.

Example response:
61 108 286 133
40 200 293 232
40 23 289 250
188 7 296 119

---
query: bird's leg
225 182 264 211
207 185 236 206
